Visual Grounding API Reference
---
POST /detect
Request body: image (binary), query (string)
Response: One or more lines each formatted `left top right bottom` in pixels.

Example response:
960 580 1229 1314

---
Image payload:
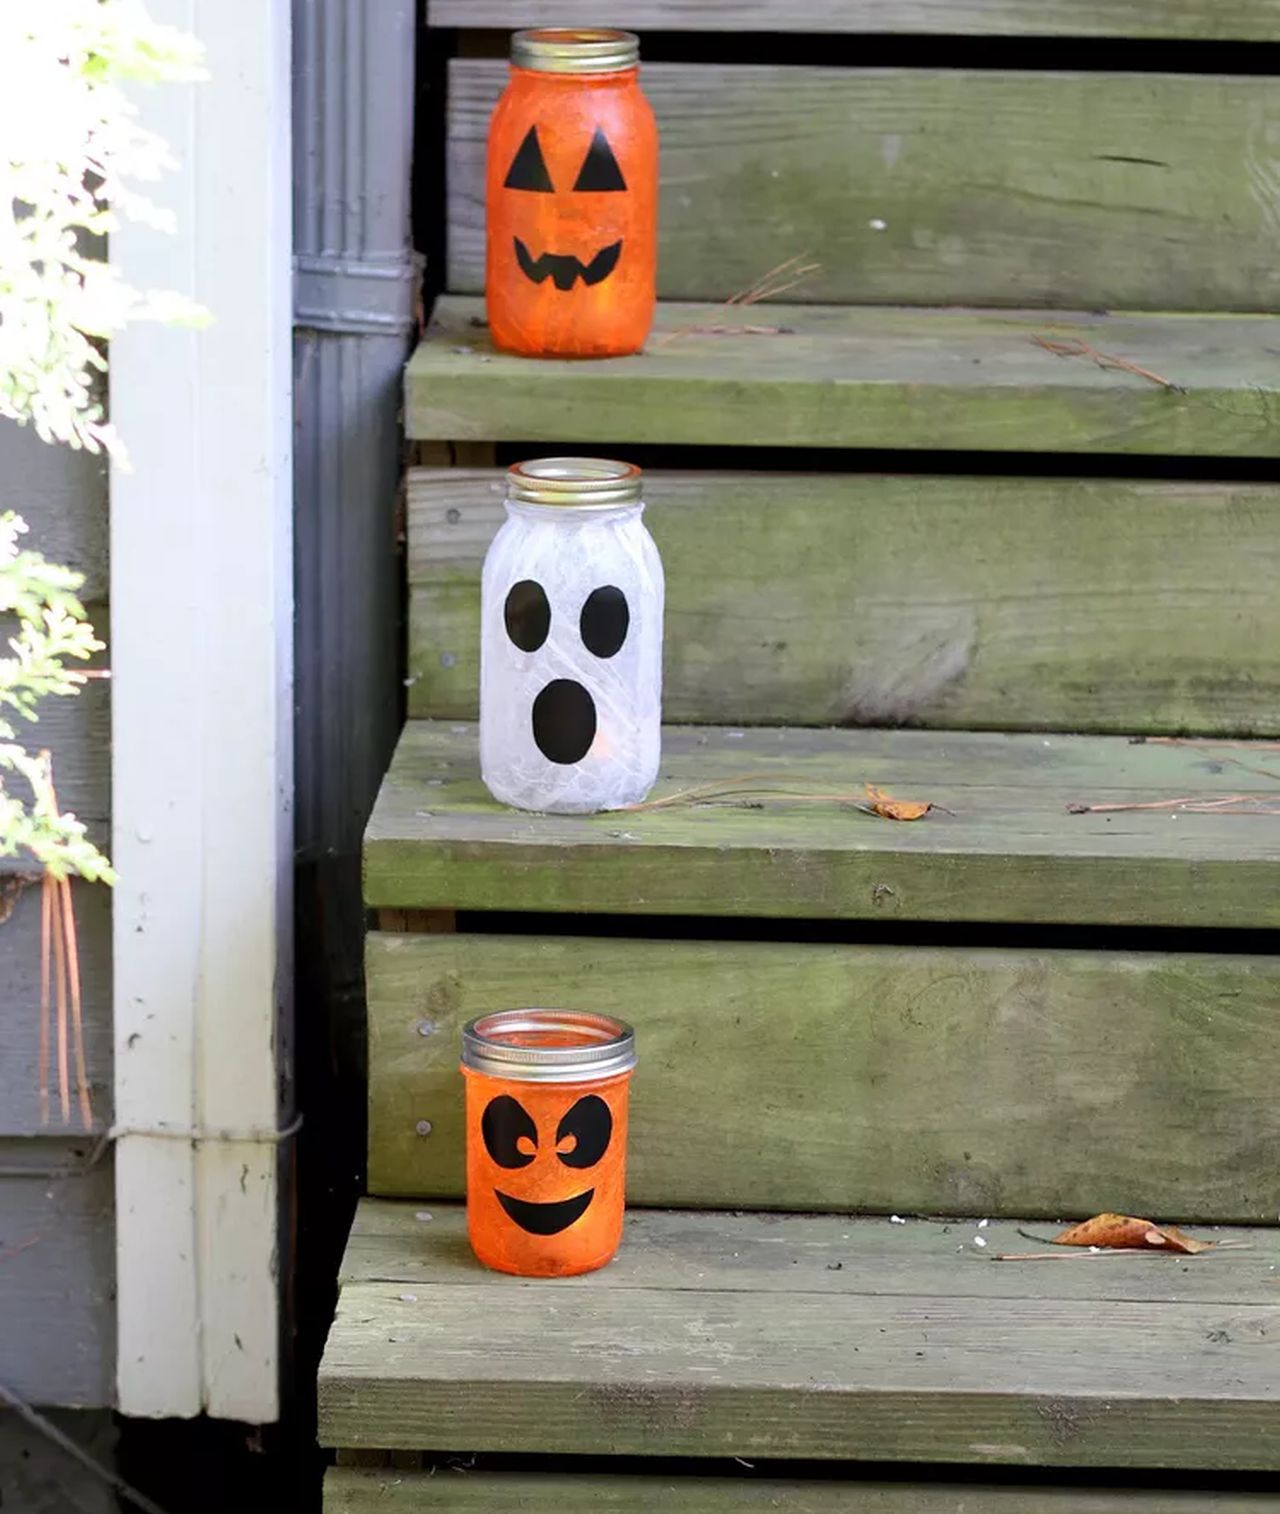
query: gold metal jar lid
507 457 643 509
462 1010 637 1083
511 28 640 74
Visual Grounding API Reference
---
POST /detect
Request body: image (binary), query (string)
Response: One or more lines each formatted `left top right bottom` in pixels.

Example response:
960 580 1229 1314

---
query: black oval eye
580 586 629 659
504 579 550 652
482 1095 537 1169
504 126 553 192
573 127 626 192
556 1094 613 1170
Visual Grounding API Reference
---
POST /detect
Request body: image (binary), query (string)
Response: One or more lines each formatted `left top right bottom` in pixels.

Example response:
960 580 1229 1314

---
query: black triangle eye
504 126 553 192
573 128 627 192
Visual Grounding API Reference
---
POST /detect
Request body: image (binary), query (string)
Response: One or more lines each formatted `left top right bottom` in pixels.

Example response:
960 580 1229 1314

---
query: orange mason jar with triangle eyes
461 1010 636 1276
485 28 658 358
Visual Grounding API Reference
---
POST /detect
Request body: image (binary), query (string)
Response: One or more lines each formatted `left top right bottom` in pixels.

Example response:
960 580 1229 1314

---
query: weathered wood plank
366 934 1280 1219
364 721 1280 927
327 1465 1280 1513
346 1202 1280 1302
408 298 1280 457
450 62 1280 311
408 468 1280 735
318 1203 1280 1466
0 1145 115 1406
429 1 1280 40
0 880 112 1135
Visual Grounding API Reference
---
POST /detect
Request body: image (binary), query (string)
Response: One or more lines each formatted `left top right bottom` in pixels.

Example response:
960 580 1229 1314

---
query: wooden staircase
319 2 1280 1506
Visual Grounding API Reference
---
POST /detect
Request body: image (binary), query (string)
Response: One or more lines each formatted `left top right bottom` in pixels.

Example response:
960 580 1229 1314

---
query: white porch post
110 0 293 1421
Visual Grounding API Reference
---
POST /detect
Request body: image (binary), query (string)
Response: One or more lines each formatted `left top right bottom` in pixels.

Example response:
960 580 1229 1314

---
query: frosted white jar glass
480 458 664 814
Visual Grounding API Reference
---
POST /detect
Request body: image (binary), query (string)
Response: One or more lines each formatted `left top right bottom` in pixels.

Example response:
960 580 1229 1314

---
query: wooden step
408 298 1280 457
447 60 1280 311
365 720 1280 927
328 1465 1280 1512
365 931 1280 1221
428 0 1280 41
408 467 1280 736
318 1200 1280 1468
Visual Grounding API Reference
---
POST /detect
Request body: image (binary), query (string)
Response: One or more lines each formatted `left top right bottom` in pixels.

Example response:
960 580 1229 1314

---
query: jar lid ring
512 28 640 74
463 1010 637 1082
506 456 642 509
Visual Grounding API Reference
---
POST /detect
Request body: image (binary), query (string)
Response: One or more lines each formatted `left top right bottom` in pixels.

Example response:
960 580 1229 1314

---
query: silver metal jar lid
511 28 640 74
462 1010 637 1083
507 457 643 510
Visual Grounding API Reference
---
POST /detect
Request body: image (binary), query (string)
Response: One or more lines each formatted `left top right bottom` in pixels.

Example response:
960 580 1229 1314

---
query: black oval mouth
496 1188 595 1236
532 679 597 764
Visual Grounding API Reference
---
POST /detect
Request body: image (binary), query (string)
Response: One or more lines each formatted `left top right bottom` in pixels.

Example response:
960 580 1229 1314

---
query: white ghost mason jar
480 458 664 814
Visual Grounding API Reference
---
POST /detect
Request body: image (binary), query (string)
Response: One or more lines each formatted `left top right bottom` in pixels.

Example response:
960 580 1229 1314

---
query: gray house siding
0 416 115 1411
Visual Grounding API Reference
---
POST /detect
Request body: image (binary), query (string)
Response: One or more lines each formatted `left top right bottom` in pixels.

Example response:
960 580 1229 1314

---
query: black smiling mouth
515 237 622 291
497 1188 595 1235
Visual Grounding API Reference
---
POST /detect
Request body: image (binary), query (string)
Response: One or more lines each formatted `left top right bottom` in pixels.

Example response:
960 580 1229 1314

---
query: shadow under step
327 1464 1280 1511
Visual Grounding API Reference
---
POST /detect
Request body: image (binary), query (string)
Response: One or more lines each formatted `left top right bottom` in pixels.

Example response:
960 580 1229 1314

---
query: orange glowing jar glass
485 28 658 358
461 1009 636 1276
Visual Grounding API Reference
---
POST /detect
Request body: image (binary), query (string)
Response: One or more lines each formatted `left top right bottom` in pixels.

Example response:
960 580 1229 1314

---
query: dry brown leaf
1053 1213 1216 1255
865 784 933 822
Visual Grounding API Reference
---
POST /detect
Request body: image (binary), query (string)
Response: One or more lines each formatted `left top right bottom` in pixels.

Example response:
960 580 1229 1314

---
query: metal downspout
290 0 419 1378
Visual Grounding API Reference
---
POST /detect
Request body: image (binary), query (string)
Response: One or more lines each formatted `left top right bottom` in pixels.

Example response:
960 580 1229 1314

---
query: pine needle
995 1244 1251 1261
656 253 821 347
1033 334 1182 392
60 876 91 1130
38 876 51 1127
50 874 70 1125
1068 793 1278 815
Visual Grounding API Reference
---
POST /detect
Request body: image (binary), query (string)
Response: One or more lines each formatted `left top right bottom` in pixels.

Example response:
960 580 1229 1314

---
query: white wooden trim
110 0 293 1422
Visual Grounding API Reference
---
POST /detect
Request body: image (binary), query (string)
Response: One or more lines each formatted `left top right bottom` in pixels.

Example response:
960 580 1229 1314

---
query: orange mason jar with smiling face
461 1010 636 1276
485 28 658 358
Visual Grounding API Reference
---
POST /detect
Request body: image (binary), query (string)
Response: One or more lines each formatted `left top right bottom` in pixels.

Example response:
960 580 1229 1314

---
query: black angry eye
580 586 629 658
573 127 626 192
556 1094 613 1169
504 579 551 652
504 126 553 192
482 1095 537 1169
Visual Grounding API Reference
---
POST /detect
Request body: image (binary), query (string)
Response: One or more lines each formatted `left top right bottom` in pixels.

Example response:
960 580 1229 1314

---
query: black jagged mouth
496 1188 595 1235
514 237 622 291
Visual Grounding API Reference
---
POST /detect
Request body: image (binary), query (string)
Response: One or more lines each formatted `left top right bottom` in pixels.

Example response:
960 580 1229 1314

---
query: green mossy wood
319 1202 1280 1467
408 299 1280 457
344 1202 1280 1304
328 1468 1280 1512
408 468 1280 735
450 62 1280 310
366 933 1280 1220
428 1 1280 39
365 722 1280 926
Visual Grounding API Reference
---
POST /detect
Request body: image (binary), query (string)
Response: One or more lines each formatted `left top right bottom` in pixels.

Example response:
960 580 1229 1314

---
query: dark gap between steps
444 27 1280 77
448 911 1279 958
481 441 1280 485
413 14 449 312
336 1447 1280 1494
